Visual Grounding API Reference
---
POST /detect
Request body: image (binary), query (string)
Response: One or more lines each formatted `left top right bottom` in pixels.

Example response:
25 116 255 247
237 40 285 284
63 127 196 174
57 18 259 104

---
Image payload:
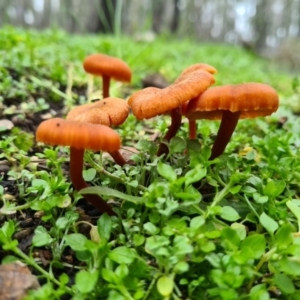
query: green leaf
169 136 186 153
157 162 177 182
274 273 295 294
64 234 88 252
235 246 256 264
241 234 266 259
275 224 293 247
286 200 300 231
220 206 240 221
55 217 69 230
174 236 193 255
0 220 15 243
253 193 268 204
259 212 278 235
263 180 286 198
133 234 145 246
115 264 129 279
249 284 269 300
75 270 98 293
59 273 69 285
97 213 112 242
81 186 142 204
279 256 300 276
190 215 205 229
231 223 247 240
221 228 240 250
229 185 242 194
157 276 174 297
32 226 54 247
200 241 216 253
174 261 189 274
102 268 118 283
109 246 136 264
143 222 160 235
146 236 170 252
82 168 96 181
184 164 206 187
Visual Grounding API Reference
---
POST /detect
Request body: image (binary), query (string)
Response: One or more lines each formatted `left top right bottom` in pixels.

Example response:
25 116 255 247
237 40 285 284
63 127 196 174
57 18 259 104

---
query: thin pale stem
70 147 115 216
102 75 111 98
157 106 182 156
209 110 241 160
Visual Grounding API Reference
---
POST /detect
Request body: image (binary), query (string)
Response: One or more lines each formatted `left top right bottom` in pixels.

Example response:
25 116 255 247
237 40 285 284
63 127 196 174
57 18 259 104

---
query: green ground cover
0 26 300 299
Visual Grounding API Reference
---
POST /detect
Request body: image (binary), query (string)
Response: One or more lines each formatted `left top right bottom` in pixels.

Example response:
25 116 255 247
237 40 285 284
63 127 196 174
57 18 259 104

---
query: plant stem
205 180 235 219
30 75 72 103
85 153 147 192
246 247 277 291
13 246 73 294
0 201 33 214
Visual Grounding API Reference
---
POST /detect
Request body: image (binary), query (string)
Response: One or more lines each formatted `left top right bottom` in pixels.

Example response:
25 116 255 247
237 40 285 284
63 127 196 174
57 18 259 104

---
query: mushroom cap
185 83 279 120
66 103 110 126
175 63 217 83
66 97 129 126
36 118 121 152
83 54 132 83
128 70 215 120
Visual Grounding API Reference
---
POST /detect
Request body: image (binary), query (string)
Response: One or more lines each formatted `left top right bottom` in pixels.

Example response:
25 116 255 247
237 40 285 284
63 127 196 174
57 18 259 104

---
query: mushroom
184 82 279 160
66 97 129 166
128 69 215 156
175 63 217 82
36 118 121 215
176 63 218 140
83 54 132 98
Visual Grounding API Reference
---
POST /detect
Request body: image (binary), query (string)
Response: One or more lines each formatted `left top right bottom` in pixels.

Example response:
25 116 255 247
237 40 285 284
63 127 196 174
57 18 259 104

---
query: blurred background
0 0 300 70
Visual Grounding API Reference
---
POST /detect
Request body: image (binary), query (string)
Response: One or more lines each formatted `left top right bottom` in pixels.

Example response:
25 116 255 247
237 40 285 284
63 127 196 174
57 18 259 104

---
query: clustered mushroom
128 68 216 156
184 83 279 160
35 53 280 215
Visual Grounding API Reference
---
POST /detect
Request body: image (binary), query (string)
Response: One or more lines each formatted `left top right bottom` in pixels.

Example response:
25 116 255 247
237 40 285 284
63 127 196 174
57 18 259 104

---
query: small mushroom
128 69 215 156
176 63 218 140
36 118 121 215
175 63 217 82
184 82 279 160
66 97 129 166
83 54 132 98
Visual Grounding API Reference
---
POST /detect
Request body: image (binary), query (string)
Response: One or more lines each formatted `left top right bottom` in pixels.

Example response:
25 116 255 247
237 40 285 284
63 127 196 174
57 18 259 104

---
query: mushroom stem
189 120 197 139
102 75 111 98
109 150 127 167
70 147 115 216
157 106 182 156
209 110 241 160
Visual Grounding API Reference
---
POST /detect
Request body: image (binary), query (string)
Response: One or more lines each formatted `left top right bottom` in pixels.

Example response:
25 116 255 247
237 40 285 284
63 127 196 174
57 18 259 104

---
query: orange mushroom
184 83 279 160
36 118 121 215
128 69 215 156
83 54 132 98
66 97 129 166
176 63 218 140
175 63 217 83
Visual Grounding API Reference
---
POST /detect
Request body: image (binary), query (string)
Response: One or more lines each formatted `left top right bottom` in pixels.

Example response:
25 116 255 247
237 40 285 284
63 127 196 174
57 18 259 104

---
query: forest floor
0 26 300 300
